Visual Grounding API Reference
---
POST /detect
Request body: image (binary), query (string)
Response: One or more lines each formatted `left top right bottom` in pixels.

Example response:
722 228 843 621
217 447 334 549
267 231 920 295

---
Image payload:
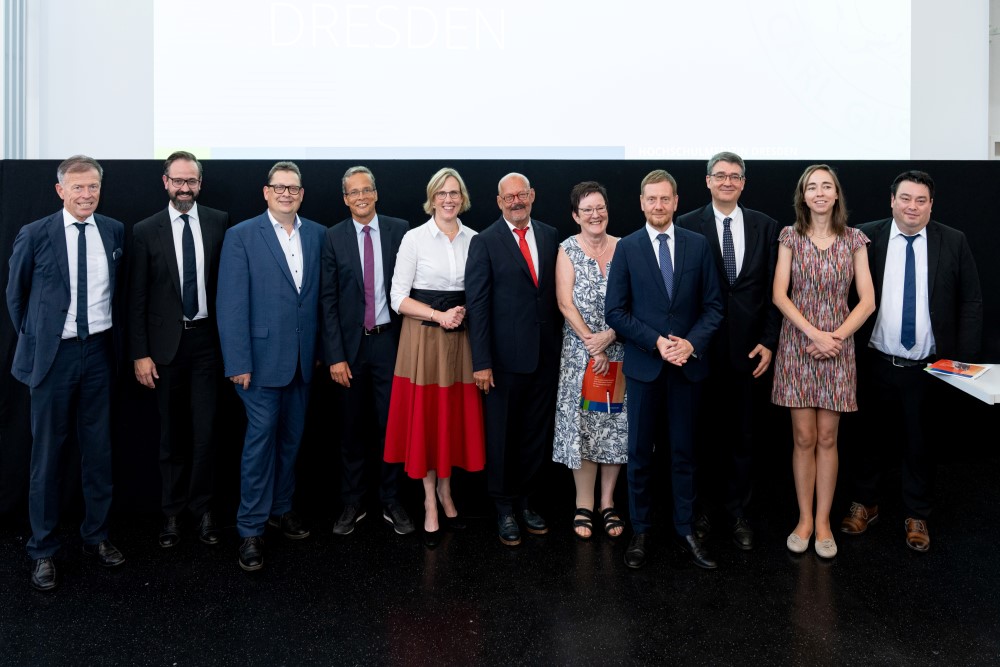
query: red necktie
513 227 538 287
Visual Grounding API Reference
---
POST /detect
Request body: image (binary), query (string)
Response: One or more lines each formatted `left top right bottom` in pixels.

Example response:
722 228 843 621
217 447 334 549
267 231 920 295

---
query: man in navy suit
605 169 723 570
128 151 230 549
676 152 781 551
466 172 562 547
6 155 126 591
217 161 326 571
840 170 982 553
321 166 414 537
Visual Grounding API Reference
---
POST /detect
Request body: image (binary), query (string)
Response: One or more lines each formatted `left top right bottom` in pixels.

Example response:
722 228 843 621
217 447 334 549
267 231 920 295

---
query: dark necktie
901 234 917 350
180 214 198 320
513 227 538 287
73 222 89 340
722 217 737 285
362 226 376 330
657 233 673 300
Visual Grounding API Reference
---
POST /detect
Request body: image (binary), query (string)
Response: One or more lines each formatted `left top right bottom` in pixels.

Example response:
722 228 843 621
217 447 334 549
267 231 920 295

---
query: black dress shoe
624 532 650 569
31 557 57 591
159 515 181 548
82 540 126 568
520 508 549 535
267 511 310 540
497 513 521 546
332 504 367 536
383 503 416 536
677 534 717 570
423 528 442 548
732 517 754 551
198 512 220 545
694 512 712 540
238 536 264 571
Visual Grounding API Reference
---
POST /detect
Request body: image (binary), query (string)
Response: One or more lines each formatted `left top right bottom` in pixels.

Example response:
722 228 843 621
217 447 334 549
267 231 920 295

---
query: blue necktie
722 217 737 285
73 222 89 340
180 213 198 320
657 233 673 300
901 234 917 350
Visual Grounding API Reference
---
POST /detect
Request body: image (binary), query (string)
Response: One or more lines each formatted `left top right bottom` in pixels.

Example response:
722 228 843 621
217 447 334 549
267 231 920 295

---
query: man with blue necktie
605 169 723 570
840 170 982 552
7 155 125 591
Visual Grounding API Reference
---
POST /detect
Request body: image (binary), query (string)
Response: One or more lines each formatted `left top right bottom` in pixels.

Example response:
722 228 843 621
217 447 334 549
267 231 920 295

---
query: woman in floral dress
771 165 875 559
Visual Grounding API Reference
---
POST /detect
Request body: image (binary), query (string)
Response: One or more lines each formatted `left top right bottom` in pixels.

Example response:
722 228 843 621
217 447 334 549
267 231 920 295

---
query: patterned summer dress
552 236 628 469
771 226 869 412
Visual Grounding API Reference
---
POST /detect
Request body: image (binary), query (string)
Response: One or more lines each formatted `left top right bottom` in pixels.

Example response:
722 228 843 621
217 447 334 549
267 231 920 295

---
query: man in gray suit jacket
840 170 982 553
6 155 126 591
321 166 413 537
128 151 230 549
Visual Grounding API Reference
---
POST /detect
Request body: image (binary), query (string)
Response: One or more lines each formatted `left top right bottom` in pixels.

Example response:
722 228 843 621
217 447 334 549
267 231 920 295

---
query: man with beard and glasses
128 151 230 549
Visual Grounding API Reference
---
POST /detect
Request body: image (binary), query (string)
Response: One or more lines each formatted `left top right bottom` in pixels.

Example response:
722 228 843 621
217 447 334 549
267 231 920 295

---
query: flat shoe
815 537 838 559
786 532 810 554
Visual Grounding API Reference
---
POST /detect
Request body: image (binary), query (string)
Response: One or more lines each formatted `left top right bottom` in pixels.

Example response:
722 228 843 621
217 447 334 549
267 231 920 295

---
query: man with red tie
466 173 563 547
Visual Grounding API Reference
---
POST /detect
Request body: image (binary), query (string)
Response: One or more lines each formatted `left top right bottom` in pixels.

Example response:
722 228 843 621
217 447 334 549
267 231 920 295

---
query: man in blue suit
605 169 723 570
6 155 126 591
216 161 326 572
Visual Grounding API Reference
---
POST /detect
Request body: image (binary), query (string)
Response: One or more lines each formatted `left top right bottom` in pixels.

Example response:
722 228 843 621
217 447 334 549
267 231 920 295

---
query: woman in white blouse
383 167 486 546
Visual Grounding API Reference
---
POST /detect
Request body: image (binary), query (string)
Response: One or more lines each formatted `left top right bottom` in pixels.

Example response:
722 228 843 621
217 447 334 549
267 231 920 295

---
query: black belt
364 324 390 336
872 350 929 368
184 318 212 330
65 329 110 342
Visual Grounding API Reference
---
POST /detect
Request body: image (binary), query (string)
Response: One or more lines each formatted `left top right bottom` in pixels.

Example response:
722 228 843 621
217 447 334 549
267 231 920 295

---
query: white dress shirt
645 222 675 267
714 206 745 274
62 209 112 338
268 211 304 293
504 218 539 273
869 220 934 359
169 202 208 320
390 218 477 313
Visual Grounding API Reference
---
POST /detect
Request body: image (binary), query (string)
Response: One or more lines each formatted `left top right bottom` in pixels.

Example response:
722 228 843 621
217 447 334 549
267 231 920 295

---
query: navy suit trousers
27 333 114 559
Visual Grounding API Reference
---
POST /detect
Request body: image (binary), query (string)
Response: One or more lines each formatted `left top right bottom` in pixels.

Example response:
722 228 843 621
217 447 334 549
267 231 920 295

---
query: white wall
30 0 151 158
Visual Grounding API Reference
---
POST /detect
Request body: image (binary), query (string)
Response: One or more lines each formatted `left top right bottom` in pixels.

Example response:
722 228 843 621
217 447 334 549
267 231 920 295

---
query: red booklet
580 360 625 413
926 359 991 380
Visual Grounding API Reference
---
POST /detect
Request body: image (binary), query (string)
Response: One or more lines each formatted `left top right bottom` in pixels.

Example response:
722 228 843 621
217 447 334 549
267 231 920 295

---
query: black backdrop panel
1 159 997 520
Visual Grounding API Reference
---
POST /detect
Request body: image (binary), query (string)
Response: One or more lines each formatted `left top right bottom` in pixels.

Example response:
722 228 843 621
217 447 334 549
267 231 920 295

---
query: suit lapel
740 208 760 284
870 221 891 301
532 220 549 288
672 228 688 299
699 206 727 283
497 218 536 286
343 222 363 293
156 212 183 299
257 215 298 291
925 221 940 302
95 216 118 299
46 214 71 292
379 221 396 294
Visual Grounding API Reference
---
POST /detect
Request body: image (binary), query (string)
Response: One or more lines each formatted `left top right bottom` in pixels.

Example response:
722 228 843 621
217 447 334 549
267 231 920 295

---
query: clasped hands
435 305 465 330
805 329 844 360
656 334 693 367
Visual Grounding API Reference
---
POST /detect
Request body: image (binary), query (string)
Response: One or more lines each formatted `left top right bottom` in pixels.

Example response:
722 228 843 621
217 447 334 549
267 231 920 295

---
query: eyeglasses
267 184 302 195
434 190 462 201
709 173 744 184
345 187 376 199
577 205 607 216
500 191 531 204
168 178 201 188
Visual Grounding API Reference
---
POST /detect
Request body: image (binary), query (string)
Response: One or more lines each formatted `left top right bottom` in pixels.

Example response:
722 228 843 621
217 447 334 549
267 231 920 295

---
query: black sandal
600 507 625 539
573 508 595 540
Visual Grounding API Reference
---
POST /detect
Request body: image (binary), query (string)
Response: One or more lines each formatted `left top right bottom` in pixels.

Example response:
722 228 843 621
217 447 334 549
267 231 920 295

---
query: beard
171 192 196 213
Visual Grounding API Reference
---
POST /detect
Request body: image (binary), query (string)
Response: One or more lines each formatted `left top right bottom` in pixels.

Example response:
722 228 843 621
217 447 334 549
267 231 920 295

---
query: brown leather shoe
840 502 879 535
905 518 930 552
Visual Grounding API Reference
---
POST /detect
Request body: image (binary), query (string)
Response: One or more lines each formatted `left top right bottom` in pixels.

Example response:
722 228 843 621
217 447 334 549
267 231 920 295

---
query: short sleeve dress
771 226 869 412
552 236 628 469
